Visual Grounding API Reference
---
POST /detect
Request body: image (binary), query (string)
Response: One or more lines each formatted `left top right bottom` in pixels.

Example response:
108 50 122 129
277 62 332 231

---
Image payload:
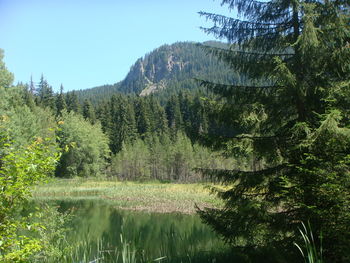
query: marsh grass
294 222 323 263
39 228 234 263
32 178 222 213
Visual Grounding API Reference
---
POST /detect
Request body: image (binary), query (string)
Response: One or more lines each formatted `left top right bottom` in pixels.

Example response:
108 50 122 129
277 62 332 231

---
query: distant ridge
76 41 236 103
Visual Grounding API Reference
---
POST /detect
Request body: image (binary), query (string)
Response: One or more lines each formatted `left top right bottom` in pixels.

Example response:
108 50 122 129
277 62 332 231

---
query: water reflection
56 200 227 262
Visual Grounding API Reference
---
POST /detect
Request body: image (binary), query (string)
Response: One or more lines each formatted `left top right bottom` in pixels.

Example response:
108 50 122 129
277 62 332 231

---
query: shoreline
32 178 222 214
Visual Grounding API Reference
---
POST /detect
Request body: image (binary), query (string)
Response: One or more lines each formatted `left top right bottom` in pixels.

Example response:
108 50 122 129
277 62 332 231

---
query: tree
197 0 350 261
165 95 183 137
55 84 67 116
82 98 96 124
0 121 58 262
134 98 151 139
0 49 14 89
65 91 80 113
148 96 168 136
0 52 59 262
36 74 56 110
109 95 137 154
56 111 109 177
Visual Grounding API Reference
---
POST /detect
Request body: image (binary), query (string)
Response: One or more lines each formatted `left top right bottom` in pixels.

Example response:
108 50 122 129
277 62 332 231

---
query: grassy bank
32 178 222 214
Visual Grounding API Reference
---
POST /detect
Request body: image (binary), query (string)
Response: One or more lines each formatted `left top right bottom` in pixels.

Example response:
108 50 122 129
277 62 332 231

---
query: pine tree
82 99 96 124
65 91 80 113
134 98 151 139
197 0 350 261
36 74 55 110
95 101 112 134
165 95 183 137
29 75 36 95
191 96 208 136
109 95 137 154
55 84 66 116
22 83 35 110
148 96 168 136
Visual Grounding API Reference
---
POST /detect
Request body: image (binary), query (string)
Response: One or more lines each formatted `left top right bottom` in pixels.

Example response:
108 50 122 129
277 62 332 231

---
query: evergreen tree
178 91 193 135
22 83 36 110
55 84 66 116
109 95 137 154
95 101 111 134
82 98 96 124
165 95 183 137
65 91 80 113
148 96 168 136
197 0 350 261
36 74 55 110
29 75 35 95
191 96 208 136
134 98 151 139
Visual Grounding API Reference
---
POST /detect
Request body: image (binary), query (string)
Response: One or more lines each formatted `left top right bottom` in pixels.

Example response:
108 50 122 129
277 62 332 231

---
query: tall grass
39 228 233 263
294 222 323 263
32 178 222 214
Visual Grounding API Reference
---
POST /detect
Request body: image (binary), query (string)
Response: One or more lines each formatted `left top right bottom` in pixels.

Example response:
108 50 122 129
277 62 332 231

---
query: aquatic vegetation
32 178 222 214
294 222 323 263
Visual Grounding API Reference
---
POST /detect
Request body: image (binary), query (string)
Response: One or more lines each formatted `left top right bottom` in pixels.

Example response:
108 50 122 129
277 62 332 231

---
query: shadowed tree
197 0 350 261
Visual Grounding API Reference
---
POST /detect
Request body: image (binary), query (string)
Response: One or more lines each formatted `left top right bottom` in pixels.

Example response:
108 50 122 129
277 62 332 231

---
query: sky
0 0 233 92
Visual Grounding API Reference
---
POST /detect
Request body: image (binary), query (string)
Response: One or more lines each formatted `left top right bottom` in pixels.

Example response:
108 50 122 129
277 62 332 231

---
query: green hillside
76 41 238 103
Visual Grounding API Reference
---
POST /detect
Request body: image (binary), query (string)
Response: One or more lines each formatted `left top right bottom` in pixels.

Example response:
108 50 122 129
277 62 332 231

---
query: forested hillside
0 47 238 182
75 41 238 104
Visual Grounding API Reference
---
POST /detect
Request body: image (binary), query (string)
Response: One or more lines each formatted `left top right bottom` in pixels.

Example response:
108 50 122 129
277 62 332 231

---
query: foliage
0 118 59 262
111 133 235 182
0 49 14 89
56 111 110 177
197 0 350 261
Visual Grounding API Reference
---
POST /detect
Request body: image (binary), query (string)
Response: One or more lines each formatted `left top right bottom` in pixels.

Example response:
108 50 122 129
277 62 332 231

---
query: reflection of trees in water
59 200 225 260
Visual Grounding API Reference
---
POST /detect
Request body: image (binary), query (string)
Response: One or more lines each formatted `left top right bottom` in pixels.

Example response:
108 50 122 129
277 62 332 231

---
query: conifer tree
191 96 208 136
148 96 169 136
22 83 35 110
95 101 112 134
165 95 183 137
109 95 137 153
36 74 55 110
65 91 80 113
29 75 36 95
178 91 193 135
55 84 66 116
82 98 96 124
134 98 152 139
197 0 350 261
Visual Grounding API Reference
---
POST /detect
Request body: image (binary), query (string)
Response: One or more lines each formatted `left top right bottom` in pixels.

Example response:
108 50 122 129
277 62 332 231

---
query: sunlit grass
32 178 222 214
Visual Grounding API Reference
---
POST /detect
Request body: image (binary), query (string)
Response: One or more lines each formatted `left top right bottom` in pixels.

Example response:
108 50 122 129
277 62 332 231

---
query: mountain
76 41 237 103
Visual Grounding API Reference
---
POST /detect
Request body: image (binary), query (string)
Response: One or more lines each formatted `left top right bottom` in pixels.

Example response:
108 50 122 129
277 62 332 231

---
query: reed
32 178 222 214
294 222 323 263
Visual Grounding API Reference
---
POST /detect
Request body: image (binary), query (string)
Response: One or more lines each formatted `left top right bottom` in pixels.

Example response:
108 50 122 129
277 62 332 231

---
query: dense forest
0 42 241 182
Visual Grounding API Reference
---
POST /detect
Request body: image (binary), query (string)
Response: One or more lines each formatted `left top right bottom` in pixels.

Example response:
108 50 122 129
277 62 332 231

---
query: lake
49 199 235 263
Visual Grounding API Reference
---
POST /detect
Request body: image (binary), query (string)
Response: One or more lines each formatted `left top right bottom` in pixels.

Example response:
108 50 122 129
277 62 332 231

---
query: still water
53 200 232 263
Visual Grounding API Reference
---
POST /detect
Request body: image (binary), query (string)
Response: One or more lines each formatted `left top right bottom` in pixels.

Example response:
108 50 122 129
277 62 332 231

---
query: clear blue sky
0 0 232 92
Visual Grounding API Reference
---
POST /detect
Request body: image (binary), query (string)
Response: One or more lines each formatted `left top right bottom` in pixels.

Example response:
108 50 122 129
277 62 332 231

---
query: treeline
2 68 236 181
